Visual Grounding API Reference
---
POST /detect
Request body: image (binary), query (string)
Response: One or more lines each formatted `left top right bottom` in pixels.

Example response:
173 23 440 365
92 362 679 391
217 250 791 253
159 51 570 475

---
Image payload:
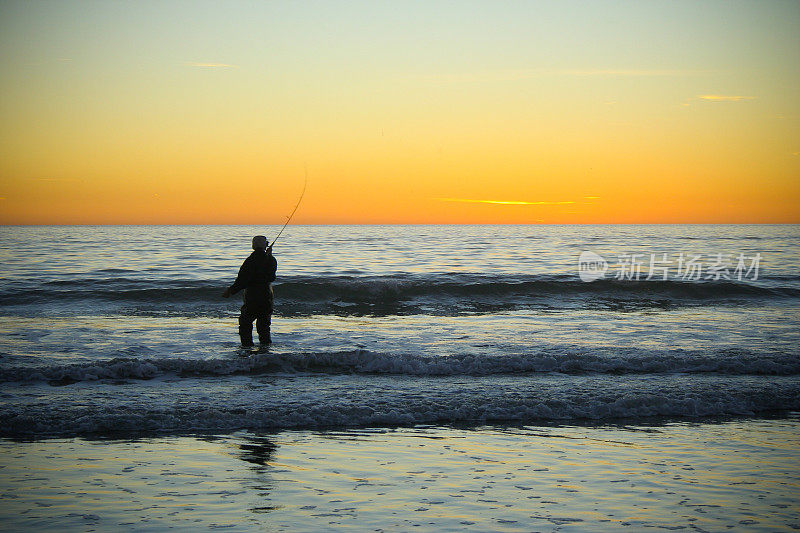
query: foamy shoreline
2 418 798 531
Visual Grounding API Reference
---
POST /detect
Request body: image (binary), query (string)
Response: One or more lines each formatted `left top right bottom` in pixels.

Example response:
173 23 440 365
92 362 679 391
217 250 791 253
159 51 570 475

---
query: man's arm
222 257 252 298
268 255 277 283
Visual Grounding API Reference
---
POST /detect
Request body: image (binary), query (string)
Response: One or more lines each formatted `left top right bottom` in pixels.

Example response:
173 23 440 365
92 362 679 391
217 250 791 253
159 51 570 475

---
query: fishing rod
270 169 307 248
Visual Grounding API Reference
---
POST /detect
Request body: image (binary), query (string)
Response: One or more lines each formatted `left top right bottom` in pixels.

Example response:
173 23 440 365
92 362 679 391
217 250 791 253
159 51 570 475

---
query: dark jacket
229 250 277 307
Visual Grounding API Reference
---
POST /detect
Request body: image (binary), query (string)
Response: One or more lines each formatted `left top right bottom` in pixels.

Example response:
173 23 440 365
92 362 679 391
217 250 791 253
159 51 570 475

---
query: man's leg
238 305 256 347
256 288 274 344
255 311 271 344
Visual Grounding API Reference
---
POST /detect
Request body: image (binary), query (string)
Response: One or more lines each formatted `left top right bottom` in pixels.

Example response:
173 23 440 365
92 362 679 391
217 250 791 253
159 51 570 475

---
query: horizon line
0 222 796 227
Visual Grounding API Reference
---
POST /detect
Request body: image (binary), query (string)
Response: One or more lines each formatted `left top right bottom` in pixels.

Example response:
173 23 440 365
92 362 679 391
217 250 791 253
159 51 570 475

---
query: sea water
0 224 798 436
2 421 799 531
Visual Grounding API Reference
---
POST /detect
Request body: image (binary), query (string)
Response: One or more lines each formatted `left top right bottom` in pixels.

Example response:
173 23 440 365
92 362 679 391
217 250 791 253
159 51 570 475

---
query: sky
0 0 798 224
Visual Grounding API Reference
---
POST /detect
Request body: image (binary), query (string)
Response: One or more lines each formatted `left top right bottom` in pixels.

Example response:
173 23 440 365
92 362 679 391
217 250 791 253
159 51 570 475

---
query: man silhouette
222 235 277 346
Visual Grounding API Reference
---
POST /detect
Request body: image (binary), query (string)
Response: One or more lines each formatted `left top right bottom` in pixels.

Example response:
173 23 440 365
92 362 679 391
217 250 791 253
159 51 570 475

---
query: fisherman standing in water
222 235 277 346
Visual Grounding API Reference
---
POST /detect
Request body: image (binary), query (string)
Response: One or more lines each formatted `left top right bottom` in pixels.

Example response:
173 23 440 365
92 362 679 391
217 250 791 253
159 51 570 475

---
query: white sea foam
2 348 798 384
2 374 797 436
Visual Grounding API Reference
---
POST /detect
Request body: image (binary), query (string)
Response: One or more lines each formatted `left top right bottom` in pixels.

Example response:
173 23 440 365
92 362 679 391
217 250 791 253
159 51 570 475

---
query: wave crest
2 348 799 384
2 274 797 316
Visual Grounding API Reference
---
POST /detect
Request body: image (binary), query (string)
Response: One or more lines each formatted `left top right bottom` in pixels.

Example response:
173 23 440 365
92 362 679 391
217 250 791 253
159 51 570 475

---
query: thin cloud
584 196 600 199
186 62 238 69
697 95 756 102
435 198 575 206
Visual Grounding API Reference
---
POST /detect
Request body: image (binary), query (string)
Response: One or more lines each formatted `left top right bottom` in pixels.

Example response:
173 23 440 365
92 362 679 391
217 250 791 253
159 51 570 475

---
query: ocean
1 224 799 530
1 224 799 435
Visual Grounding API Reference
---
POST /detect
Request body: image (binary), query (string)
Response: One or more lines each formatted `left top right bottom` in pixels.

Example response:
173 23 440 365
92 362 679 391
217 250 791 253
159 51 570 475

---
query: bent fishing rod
270 170 307 248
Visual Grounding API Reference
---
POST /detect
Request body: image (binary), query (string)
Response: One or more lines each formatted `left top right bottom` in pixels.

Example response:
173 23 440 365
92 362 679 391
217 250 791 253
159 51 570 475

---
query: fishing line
271 167 308 247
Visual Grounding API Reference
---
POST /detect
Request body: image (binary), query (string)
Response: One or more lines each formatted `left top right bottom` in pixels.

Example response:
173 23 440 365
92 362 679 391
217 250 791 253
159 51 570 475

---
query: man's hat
252 235 268 249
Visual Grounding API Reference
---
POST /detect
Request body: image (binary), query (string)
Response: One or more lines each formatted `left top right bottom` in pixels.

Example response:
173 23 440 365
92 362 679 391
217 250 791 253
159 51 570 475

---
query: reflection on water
239 438 277 467
0 419 799 530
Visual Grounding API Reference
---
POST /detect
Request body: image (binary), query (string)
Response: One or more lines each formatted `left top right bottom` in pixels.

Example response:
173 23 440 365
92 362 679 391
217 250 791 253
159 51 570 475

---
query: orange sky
1 1 798 224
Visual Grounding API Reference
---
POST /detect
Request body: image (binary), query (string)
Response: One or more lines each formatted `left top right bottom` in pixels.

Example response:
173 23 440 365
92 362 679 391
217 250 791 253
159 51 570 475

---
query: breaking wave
2 374 798 437
2 348 799 385
2 273 797 316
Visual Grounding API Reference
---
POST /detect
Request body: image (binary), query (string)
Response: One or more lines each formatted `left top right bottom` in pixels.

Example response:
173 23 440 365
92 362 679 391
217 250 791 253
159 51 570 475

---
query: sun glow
0 1 797 224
